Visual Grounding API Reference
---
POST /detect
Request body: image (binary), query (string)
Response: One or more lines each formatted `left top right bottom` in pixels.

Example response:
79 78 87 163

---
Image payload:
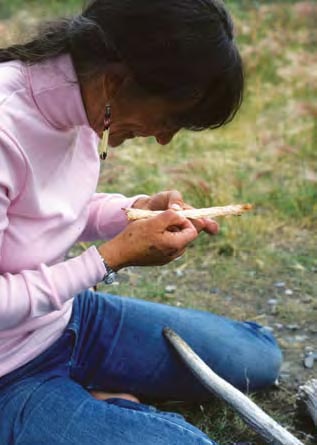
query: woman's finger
202 218 219 235
166 190 185 210
152 210 198 245
176 203 219 235
147 190 184 211
190 217 209 232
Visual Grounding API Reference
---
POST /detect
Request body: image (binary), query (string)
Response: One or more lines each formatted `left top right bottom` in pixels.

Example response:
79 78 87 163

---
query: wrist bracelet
102 260 117 285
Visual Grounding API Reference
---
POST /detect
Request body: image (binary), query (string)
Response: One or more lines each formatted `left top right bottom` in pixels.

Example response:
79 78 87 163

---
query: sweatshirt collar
27 53 89 130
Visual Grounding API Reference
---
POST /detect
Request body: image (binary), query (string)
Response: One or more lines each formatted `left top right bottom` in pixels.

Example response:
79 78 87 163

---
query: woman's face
81 73 195 147
109 98 179 147
108 86 189 147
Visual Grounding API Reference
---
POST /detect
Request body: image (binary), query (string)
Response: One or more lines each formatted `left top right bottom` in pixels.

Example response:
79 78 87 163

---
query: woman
0 0 282 444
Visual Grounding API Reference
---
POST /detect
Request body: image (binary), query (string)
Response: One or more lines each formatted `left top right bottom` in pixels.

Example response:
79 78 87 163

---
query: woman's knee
249 323 283 388
223 322 283 391
170 313 283 393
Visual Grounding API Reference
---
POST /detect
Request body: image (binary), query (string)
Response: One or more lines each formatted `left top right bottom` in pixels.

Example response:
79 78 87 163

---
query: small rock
267 299 278 315
210 287 221 294
286 324 300 331
304 353 315 369
165 285 177 294
175 269 184 278
309 327 317 334
302 296 313 304
285 288 294 296
268 298 278 304
273 323 284 330
274 281 286 288
294 335 309 342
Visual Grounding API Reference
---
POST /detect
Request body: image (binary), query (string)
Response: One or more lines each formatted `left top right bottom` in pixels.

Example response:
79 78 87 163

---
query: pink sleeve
0 131 105 331
78 192 148 242
0 246 105 331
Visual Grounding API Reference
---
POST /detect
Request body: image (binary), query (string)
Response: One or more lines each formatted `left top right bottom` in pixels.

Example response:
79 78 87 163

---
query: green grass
0 0 83 19
1 1 317 444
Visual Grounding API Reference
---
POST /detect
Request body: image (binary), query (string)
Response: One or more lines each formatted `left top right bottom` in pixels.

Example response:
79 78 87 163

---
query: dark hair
0 0 243 130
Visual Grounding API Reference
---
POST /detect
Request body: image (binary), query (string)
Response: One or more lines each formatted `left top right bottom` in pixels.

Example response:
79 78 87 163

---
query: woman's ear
103 63 131 100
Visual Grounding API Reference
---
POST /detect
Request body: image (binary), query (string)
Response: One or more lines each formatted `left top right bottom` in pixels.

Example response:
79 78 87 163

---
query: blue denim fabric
0 290 282 445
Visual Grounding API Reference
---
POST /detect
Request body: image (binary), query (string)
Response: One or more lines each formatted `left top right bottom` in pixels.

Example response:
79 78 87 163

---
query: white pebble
165 285 177 294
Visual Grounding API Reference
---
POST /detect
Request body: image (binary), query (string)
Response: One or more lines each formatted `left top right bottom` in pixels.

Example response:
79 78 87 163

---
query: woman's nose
155 130 177 145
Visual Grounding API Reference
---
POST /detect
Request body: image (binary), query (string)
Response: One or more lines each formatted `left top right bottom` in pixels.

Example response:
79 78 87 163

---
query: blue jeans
0 290 282 444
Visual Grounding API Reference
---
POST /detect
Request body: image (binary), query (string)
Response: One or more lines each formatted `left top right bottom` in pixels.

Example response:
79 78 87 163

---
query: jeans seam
104 402 214 443
95 297 126 370
15 379 54 445
69 295 125 378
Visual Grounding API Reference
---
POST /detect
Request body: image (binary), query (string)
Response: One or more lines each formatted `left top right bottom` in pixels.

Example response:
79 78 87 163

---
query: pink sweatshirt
0 54 140 377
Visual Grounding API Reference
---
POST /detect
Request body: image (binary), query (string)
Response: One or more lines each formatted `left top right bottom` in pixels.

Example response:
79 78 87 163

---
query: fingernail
171 204 182 210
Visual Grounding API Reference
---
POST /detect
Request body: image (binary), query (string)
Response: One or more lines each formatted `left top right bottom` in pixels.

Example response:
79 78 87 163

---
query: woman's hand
98 209 198 271
132 191 183 213
133 190 219 235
